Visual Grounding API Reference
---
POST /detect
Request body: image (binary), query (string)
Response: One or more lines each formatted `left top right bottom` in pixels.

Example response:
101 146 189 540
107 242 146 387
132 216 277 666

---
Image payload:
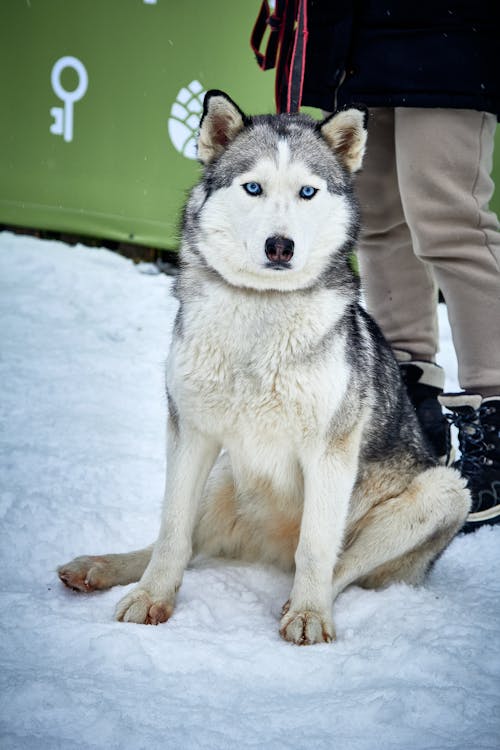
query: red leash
251 0 309 113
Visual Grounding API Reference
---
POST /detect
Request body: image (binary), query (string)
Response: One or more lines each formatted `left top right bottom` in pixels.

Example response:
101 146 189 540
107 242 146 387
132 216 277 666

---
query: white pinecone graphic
168 80 206 160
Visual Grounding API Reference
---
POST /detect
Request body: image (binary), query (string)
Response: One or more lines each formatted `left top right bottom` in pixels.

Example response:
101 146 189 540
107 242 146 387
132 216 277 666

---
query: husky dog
59 92 470 645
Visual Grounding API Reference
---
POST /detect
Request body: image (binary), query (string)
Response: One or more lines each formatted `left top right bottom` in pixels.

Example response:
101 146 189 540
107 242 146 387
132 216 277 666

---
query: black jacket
301 1 500 116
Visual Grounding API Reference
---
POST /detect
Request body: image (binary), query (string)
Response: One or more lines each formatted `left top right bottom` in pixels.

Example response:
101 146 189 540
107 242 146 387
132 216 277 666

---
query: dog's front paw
115 588 173 625
279 608 335 645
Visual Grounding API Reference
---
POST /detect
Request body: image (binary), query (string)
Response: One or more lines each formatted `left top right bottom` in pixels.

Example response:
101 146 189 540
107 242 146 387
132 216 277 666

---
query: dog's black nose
265 236 294 264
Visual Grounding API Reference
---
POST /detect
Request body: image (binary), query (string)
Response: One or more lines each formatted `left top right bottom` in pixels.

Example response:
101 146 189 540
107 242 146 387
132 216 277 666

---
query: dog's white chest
168 286 349 449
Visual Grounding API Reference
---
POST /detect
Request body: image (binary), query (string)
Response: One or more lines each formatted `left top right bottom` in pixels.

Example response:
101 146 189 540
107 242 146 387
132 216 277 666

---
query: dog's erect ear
319 107 368 173
198 90 247 164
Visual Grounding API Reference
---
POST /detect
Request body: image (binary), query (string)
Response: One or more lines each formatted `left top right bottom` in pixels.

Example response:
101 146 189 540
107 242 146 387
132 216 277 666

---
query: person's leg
356 107 440 362
356 108 449 461
395 107 500 396
395 107 500 529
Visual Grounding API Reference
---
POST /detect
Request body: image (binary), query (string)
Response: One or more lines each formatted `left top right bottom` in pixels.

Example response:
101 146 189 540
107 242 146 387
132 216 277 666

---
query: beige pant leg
395 108 500 393
355 108 439 361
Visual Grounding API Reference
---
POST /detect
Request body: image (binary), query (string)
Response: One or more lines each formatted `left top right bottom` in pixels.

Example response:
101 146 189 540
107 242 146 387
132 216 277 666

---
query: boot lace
446 405 495 481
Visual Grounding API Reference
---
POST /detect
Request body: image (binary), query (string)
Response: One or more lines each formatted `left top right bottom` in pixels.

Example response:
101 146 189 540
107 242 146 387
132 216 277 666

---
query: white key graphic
50 56 88 143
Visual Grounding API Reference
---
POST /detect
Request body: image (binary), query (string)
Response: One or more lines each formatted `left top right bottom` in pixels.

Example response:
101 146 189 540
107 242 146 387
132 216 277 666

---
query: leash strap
250 0 309 113
286 0 308 113
250 0 283 71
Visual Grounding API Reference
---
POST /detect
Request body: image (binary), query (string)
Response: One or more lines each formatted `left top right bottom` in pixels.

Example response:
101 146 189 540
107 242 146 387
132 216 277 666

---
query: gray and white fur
59 92 470 645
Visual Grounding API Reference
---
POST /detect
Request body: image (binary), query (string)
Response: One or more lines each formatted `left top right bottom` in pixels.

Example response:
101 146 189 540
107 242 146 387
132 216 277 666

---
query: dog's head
189 90 367 292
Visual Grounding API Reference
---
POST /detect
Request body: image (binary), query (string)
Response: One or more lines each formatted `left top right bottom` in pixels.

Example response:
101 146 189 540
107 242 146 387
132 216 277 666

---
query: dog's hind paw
279 609 335 646
115 589 173 625
58 556 116 592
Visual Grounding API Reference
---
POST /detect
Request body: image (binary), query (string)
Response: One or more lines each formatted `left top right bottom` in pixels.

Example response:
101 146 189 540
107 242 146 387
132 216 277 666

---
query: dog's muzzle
265 236 294 268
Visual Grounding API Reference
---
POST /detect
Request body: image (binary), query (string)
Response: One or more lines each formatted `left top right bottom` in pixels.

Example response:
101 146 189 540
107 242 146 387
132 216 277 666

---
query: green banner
0 0 274 250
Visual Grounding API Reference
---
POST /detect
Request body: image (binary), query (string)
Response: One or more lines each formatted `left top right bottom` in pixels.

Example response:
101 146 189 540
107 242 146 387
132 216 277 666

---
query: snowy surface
1 231 499 750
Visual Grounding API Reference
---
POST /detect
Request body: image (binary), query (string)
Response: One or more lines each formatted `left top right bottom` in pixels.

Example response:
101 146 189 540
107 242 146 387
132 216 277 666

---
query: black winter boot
439 393 500 533
399 359 451 464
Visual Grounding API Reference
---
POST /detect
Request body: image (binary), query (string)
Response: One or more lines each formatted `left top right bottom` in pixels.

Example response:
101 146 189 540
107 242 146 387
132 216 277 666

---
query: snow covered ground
0 230 499 750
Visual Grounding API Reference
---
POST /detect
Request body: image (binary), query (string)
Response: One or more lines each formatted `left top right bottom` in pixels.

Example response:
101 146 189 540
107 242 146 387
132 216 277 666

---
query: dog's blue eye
299 185 318 199
243 182 263 196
